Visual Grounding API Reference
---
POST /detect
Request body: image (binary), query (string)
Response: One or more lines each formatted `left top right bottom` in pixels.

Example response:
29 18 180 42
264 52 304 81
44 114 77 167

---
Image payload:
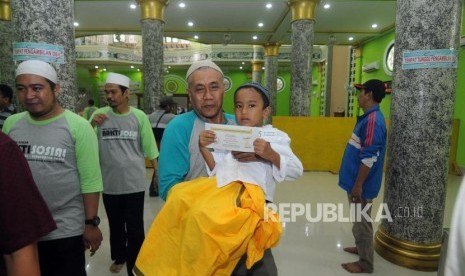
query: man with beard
90 73 158 275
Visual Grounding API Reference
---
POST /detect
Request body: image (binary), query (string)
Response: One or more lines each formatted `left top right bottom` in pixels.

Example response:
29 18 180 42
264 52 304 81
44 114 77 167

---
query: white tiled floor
85 170 463 275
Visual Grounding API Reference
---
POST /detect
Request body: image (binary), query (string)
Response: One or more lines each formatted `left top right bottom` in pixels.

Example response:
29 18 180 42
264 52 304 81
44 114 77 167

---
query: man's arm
3 243 41 276
71 113 104 255
158 118 191 200
199 130 216 170
350 164 371 203
82 192 103 256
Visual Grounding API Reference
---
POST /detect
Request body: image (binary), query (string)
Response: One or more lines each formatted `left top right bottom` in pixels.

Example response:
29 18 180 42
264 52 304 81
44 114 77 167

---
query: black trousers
38 235 86 276
103 192 145 276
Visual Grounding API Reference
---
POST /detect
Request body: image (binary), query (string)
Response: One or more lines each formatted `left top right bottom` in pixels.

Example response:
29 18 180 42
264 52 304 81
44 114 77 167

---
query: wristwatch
85 216 101 227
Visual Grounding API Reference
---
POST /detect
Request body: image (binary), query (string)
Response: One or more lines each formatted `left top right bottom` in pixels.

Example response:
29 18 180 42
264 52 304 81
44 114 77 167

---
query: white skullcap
15 60 58 83
186 60 223 80
106 72 130 88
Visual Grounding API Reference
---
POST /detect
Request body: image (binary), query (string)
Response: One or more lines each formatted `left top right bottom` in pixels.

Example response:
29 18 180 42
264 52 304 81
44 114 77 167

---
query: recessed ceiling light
266 3 272 9
258 22 264 27
187 21 194 27
240 66 243 70
242 62 245 65
252 35 258 40
130 4 137 9
178 2 186 8
372 23 378 29
323 3 331 9
130 65 134 69
194 35 199 39
94 65 98 69
348 36 354 41
73 22 79 27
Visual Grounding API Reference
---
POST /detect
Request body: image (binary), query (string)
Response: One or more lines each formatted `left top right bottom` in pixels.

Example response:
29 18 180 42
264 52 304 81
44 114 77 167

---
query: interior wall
330 45 350 116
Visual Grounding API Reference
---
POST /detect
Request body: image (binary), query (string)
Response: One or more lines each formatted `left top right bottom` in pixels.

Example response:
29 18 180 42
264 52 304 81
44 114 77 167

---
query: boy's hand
253 138 274 160
199 130 216 148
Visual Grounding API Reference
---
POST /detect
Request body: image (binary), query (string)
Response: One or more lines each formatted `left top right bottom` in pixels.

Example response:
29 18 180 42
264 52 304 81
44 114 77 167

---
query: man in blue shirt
339 79 387 273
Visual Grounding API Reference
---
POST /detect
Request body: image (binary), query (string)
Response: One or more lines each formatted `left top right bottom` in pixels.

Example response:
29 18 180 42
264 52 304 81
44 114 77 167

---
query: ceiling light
73 22 79 27
266 3 272 9
103 68 107 72
258 22 264 27
94 65 98 69
372 23 378 29
130 65 134 69
137 68 140 72
187 21 194 27
130 4 137 9
348 36 354 41
323 3 331 9
240 66 243 70
194 35 199 39
252 35 258 40
178 2 186 8
242 62 245 65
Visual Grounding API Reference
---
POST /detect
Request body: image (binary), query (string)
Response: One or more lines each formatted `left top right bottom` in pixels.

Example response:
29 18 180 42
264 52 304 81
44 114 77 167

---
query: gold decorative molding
137 0 169 21
251 60 264 72
288 0 320 22
0 0 11 21
88 68 100 78
353 47 362 59
264 44 280 57
374 226 441 271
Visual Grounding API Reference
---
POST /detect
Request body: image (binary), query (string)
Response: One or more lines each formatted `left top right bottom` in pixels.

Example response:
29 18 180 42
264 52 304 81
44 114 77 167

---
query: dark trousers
103 192 145 276
38 235 86 276
231 249 278 276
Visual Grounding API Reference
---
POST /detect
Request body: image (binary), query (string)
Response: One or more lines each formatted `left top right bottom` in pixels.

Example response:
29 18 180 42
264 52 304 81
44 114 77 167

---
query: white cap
186 60 223 80
15 60 58 83
106 72 130 88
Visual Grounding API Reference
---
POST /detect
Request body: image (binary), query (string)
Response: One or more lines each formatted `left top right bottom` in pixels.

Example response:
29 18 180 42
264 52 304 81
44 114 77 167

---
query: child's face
234 87 271 127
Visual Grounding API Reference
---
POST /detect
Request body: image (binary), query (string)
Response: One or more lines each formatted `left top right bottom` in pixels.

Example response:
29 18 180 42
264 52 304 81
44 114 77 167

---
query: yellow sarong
134 177 281 276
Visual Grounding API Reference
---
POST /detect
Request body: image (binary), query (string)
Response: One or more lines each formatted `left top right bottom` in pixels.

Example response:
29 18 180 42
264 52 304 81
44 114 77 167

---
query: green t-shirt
90 106 158 194
3 110 103 240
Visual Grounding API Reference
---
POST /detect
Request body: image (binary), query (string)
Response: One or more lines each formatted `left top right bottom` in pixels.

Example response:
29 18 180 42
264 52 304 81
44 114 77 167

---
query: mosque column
251 45 264 83
88 69 101 107
11 0 77 110
264 43 279 116
288 0 320 116
137 0 168 114
374 0 463 271
0 0 15 88
251 60 263 84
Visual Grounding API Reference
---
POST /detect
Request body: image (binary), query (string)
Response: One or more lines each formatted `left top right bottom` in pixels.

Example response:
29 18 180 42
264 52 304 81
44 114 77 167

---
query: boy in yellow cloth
135 83 303 275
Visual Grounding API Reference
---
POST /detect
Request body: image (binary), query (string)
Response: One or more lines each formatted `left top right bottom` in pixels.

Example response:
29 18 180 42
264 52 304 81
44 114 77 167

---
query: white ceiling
74 0 397 46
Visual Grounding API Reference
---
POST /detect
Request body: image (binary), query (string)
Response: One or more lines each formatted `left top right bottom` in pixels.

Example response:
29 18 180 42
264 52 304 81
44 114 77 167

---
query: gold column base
374 226 441 271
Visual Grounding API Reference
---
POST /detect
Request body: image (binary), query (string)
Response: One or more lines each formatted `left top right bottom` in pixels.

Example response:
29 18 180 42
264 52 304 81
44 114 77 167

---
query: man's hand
231 151 258 162
83 226 103 256
350 185 362 203
199 130 216 148
91 114 108 127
